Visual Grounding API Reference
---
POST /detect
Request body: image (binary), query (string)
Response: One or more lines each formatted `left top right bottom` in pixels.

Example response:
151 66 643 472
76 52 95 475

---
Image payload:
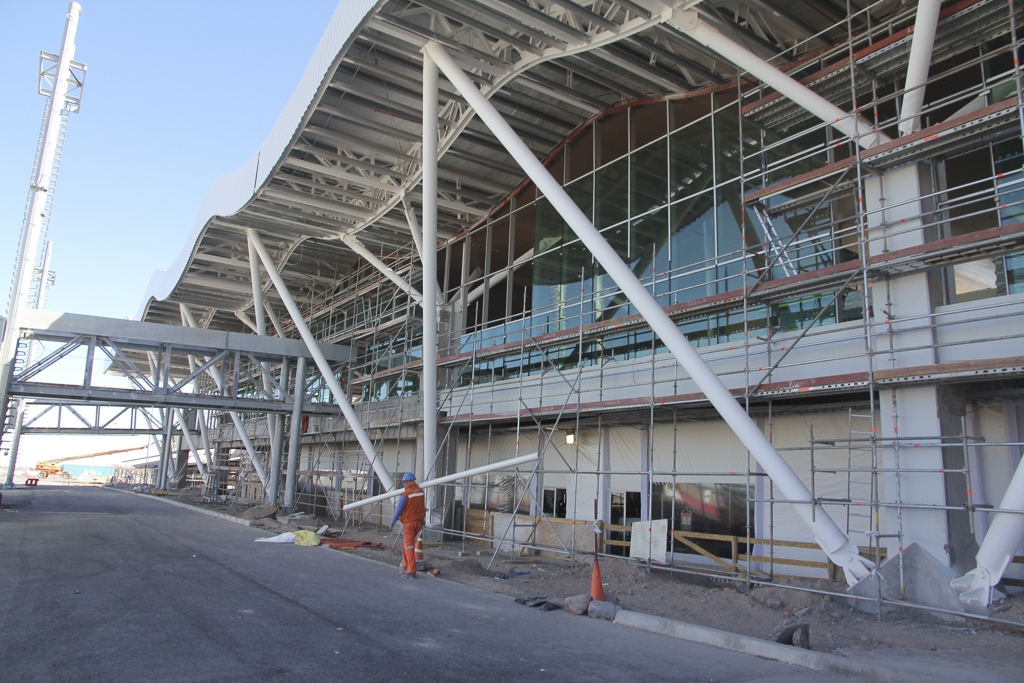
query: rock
735 582 750 595
794 606 811 617
564 594 592 615
240 504 279 520
768 617 810 648
766 598 784 609
588 600 618 621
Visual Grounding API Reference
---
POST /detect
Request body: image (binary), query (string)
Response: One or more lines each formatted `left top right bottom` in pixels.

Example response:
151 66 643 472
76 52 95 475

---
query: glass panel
568 127 594 181
650 482 753 558
600 110 629 165
595 157 629 229
672 95 711 131
631 138 669 216
565 174 593 222
670 191 717 304
716 181 757 293
633 101 667 149
670 115 714 204
714 104 757 185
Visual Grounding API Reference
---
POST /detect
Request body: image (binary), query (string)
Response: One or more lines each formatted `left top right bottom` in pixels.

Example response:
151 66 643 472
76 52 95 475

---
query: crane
35 445 147 479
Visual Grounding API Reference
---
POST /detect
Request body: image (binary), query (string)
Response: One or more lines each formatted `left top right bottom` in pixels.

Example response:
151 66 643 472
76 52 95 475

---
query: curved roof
139 0 905 330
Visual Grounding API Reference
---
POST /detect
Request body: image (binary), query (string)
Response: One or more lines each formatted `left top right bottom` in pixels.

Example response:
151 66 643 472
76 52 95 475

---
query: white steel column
264 303 286 338
951 462 1024 607
1 4 82 487
425 40 873 584
248 238 282 502
402 197 426 262
284 356 306 512
898 0 942 135
247 229 396 493
173 408 207 480
421 50 442 526
179 304 268 489
339 234 424 304
670 9 890 149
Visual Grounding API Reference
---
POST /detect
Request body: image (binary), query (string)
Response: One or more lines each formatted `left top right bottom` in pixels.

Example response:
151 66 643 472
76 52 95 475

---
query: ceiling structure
138 0 912 331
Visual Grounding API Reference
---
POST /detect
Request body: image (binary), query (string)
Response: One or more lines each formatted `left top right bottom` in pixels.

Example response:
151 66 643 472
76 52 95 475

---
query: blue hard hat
402 472 416 482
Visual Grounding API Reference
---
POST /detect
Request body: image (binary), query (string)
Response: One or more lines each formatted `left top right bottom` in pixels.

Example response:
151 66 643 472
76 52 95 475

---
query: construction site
3 0 1024 653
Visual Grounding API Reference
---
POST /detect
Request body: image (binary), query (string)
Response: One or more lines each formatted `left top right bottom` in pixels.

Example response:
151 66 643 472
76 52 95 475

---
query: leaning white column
421 50 442 526
425 40 872 584
951 461 1024 607
898 0 941 135
670 10 889 149
248 237 283 502
247 228 396 493
340 234 425 304
284 356 306 512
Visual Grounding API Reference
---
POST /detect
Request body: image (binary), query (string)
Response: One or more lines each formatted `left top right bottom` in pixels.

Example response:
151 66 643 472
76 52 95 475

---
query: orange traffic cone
590 557 605 602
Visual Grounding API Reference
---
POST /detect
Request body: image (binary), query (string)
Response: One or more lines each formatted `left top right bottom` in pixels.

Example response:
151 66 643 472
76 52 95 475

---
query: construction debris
253 530 320 547
240 504 279 520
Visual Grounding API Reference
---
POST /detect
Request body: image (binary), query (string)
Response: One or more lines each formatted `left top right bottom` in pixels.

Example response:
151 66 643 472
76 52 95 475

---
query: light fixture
565 431 576 445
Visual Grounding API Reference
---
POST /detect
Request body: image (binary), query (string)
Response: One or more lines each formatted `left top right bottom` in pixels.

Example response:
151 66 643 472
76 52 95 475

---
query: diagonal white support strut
424 40 873 584
898 0 942 136
340 233 424 305
670 10 890 149
246 229 396 494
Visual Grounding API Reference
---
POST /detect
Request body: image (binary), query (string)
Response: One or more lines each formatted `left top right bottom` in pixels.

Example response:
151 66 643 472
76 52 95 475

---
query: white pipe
898 0 941 136
670 10 890 149
951 461 1024 607
1 3 82 487
460 247 535 310
402 196 426 264
233 310 259 333
173 408 207 480
343 452 539 510
247 228 396 493
248 236 281 500
421 51 441 522
179 306 214 473
284 355 306 511
425 40 873 584
340 233 424 304
264 302 286 338
179 303 268 488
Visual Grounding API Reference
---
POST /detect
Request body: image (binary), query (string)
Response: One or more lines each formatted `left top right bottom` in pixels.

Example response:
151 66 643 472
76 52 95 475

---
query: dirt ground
155 488 1024 659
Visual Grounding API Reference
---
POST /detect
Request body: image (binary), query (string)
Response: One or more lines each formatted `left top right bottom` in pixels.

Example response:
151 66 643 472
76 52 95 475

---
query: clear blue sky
0 1 340 467
0 0 340 321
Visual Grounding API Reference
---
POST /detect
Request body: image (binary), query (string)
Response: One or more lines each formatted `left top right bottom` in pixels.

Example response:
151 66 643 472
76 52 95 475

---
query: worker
389 472 425 578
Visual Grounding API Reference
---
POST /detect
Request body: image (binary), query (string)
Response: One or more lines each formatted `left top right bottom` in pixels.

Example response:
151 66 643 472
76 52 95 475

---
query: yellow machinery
35 446 146 479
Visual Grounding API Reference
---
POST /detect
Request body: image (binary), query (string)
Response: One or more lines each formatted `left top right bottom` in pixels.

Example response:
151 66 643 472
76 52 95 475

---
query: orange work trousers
402 520 423 574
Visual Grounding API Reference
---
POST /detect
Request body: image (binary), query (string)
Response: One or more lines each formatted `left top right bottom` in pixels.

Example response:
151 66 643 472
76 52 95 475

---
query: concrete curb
612 610 956 683
103 487 256 528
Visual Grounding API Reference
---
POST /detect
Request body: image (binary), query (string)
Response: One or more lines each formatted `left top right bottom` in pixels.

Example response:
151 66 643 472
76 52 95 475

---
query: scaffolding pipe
340 233 424 304
343 452 540 510
951 460 1024 607
425 40 873 584
246 228 396 493
670 9 889 149
284 356 306 512
898 0 942 136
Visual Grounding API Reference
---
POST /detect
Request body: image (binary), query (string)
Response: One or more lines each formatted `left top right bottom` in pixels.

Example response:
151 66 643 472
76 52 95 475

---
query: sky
0 0 342 467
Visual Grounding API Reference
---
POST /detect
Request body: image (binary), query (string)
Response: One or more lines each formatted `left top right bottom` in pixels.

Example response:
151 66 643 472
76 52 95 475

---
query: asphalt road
0 486 870 682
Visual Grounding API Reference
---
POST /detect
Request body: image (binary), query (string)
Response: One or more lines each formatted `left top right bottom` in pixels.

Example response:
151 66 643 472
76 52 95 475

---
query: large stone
240 504 279 520
564 594 592 615
768 617 810 648
587 600 618 621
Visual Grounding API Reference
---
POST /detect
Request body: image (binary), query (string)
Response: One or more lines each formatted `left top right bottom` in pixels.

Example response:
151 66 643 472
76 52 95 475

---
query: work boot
404 572 416 579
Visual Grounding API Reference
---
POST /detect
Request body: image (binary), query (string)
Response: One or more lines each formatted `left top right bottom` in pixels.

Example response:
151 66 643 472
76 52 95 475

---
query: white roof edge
136 0 380 322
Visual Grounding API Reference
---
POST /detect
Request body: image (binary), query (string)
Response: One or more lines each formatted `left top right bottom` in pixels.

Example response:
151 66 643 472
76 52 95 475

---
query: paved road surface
0 486 870 682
